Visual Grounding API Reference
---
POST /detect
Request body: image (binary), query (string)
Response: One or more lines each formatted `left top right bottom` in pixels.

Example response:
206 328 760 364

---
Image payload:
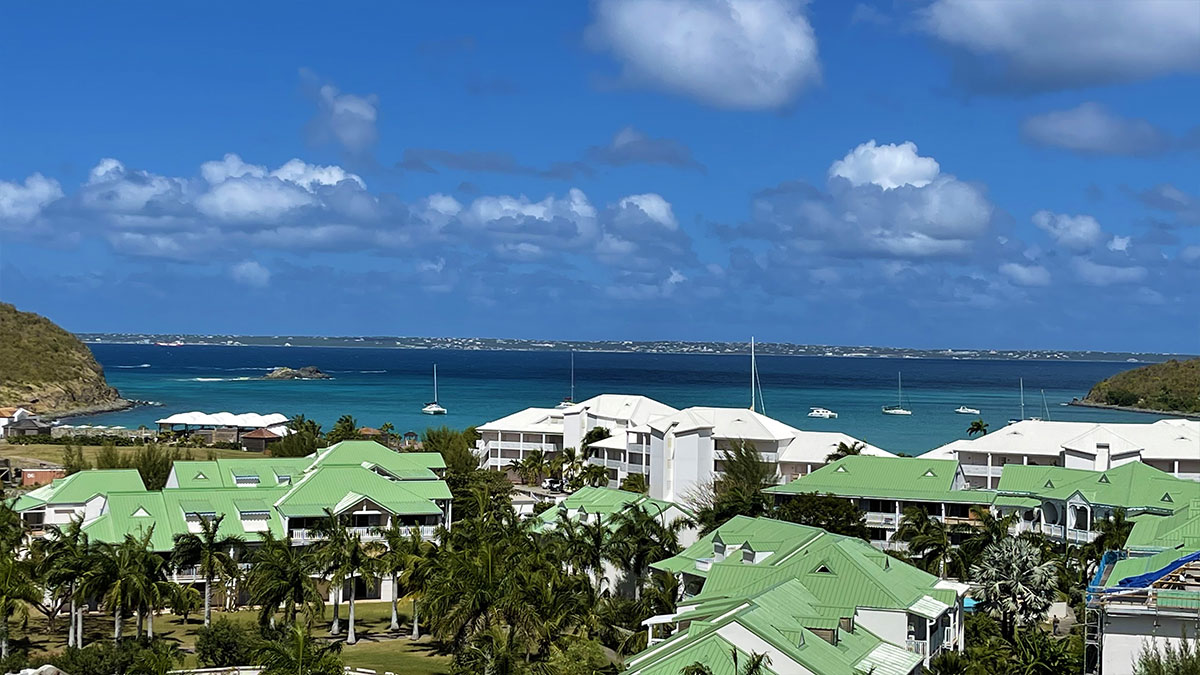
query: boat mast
750 337 757 411
570 350 575 403
433 364 439 403
898 372 903 407
1020 378 1025 421
1041 389 1050 420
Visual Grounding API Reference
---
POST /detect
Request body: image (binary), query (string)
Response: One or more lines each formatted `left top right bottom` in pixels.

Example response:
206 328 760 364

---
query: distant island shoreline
1067 399 1200 420
77 333 1194 364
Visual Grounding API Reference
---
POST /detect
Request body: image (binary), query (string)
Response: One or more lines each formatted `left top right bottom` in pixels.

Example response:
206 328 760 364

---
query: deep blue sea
71 344 1167 456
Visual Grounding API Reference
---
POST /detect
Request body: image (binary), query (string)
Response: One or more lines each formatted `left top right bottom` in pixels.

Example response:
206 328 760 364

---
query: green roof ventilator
1098 474 1110 484
1044 480 1055 489
835 465 848 473
923 469 937 478
1163 493 1174 503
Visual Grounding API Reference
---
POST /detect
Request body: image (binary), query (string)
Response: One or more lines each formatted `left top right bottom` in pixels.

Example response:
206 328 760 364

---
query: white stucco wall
855 608 909 647
1103 614 1199 675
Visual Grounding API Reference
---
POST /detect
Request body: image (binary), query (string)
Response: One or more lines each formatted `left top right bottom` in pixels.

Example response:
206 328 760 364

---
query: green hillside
0 303 123 414
1085 358 1200 414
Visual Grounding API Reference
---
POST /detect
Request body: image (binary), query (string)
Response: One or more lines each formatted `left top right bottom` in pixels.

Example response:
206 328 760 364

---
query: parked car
541 477 563 492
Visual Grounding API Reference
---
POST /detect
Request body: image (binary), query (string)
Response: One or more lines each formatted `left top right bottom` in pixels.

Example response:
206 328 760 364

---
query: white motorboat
808 407 838 419
882 372 913 416
422 364 447 415
955 406 981 415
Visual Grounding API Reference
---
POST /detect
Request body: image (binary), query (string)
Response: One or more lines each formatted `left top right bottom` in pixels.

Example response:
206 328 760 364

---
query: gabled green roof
83 487 290 551
310 441 445 477
654 516 956 615
171 458 310 489
995 462 1200 513
1125 500 1200 554
14 470 146 511
626 575 922 675
274 465 449 518
767 455 995 505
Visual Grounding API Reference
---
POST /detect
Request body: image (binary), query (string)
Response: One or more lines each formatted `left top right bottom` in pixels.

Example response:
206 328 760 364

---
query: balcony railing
865 512 897 526
1041 523 1065 538
960 464 1003 477
289 525 437 543
906 638 929 659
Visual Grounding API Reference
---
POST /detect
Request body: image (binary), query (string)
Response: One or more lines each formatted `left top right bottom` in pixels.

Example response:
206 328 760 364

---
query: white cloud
588 0 820 109
230 260 271 287
80 159 186 214
1021 103 1172 155
920 0 1200 89
200 154 268 185
1072 258 1147 286
616 193 678 229
1107 236 1131 253
307 78 379 154
194 176 316 222
0 173 63 227
271 159 365 191
1033 210 1103 252
999 262 1050 287
829 140 940 190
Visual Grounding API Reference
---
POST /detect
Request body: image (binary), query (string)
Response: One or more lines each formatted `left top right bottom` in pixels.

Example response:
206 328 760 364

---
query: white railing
288 526 437 543
492 441 561 452
1041 523 1065 539
960 464 1003 477
906 639 929 659
865 513 896 526
1066 528 1098 544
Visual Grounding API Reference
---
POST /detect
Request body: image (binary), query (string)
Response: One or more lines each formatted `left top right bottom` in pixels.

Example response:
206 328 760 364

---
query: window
233 474 260 487
276 474 291 485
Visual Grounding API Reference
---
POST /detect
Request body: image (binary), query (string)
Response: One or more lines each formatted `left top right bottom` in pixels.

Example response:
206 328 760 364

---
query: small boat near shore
808 407 838 419
955 405 980 415
882 372 913 416
422 364 447 415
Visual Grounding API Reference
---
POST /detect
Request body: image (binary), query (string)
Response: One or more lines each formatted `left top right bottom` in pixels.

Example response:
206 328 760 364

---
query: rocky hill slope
0 303 126 416
1084 358 1200 414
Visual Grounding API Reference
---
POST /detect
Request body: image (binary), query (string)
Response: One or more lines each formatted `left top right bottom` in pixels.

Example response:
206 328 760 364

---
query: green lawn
12 599 450 674
0 442 255 468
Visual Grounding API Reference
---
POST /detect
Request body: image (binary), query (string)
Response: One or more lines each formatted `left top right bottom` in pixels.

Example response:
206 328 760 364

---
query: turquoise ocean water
72 344 1168 457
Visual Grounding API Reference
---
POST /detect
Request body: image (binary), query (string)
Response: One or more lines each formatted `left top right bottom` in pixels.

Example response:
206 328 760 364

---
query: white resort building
925 418 1200 489
475 395 890 497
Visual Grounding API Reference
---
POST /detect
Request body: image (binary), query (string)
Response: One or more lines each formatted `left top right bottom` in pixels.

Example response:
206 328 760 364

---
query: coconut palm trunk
330 585 341 635
67 594 76 648
77 601 85 648
389 573 400 631
410 599 420 639
203 572 213 626
113 604 122 640
347 581 357 644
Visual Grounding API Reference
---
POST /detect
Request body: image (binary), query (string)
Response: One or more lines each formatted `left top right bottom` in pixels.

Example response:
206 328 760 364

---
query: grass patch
10 599 449 673
0 443 253 468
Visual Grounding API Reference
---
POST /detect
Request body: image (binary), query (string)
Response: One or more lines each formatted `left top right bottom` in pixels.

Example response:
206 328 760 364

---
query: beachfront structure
155 411 291 445
767 455 995 551
0 407 34 435
631 516 966 674
647 407 893 503
925 419 1200 489
14 440 451 602
475 394 678 480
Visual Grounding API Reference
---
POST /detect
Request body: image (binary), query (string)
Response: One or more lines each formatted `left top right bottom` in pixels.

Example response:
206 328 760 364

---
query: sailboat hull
881 407 912 416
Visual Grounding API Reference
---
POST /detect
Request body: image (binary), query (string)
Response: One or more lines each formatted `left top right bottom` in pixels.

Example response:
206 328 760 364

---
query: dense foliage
196 618 254 667
1086 358 1200 413
0 302 121 412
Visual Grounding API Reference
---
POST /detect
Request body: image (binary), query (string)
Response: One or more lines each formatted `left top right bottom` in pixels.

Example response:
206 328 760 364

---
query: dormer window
1163 493 1174 503
275 474 291 485
835 465 848 473
742 545 756 564
234 474 260 487
922 469 937 478
813 564 834 574
1098 474 1109 484
1044 480 1055 489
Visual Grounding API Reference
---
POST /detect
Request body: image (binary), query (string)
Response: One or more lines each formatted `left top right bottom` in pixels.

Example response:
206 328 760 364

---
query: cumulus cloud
302 71 379 155
0 173 63 228
999 262 1051 287
1032 210 1104 252
587 127 703 169
1107 236 1131 253
828 140 940 190
588 0 821 109
1072 258 1148 286
231 261 271 287
1021 103 1175 156
919 0 1200 91
728 140 992 258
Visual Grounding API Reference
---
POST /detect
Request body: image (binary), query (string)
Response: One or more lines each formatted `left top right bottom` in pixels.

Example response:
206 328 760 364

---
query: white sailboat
422 364 447 415
808 407 838 419
882 373 912 416
955 406 980 415
556 351 576 409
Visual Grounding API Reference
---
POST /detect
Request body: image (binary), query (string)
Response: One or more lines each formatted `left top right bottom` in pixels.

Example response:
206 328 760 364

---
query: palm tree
1090 508 1134 559
34 517 90 648
126 528 171 638
970 537 1057 640
620 473 649 494
379 422 395 445
610 505 685 599
968 419 989 437
826 440 866 462
524 448 550 486
168 583 201 625
578 463 611 488
891 506 966 578
312 509 351 636
326 414 361 444
0 551 37 659
246 532 324 627
171 514 244 626
375 522 429 634
553 446 585 485
958 506 1017 570
255 623 344 675
681 649 771 674
313 509 381 643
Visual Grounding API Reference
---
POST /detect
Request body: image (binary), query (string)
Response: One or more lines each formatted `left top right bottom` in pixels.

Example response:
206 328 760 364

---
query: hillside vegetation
1085 358 1200 414
0 303 123 414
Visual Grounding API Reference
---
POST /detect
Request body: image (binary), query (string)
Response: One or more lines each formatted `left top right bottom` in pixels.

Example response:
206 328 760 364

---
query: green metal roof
274 465 448 518
768 455 995 505
171 458 310 489
310 441 445 476
995 462 1200 513
626 575 922 675
535 486 690 532
1125 500 1200 554
83 487 290 551
14 470 146 511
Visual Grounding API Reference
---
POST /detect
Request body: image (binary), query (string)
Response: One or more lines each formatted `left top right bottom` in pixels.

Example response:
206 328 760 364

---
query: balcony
960 464 1003 477
1066 528 1098 544
906 638 929 659
865 512 897 526
1041 523 1065 539
288 525 438 543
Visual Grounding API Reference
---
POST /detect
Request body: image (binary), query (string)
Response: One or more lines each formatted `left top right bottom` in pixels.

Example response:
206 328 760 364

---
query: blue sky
1 1 1197 352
